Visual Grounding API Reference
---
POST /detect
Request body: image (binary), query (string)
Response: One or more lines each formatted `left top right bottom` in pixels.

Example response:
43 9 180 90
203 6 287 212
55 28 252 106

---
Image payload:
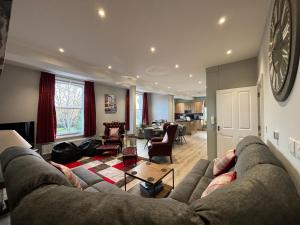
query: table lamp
0 130 32 153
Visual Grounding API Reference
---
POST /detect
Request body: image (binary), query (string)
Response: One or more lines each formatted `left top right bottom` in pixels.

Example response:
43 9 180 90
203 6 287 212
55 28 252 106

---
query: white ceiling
6 0 271 98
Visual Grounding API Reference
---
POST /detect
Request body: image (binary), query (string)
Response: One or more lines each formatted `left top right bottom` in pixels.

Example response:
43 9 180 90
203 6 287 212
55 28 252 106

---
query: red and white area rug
64 154 148 189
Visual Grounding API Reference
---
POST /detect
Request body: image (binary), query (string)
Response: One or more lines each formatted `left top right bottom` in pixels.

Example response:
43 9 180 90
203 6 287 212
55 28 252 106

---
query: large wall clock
269 0 300 101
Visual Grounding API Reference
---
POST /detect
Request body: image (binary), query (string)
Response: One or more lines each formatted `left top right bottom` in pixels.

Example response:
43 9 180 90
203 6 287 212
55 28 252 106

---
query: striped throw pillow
50 161 82 190
213 149 236 176
201 171 236 198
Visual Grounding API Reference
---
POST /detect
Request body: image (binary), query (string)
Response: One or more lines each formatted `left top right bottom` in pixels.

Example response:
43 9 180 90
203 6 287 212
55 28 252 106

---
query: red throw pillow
213 149 236 176
201 171 236 198
50 161 82 190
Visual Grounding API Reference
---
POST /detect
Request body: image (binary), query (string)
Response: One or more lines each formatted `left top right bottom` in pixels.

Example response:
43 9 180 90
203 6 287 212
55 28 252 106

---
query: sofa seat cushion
191 164 300 225
188 176 212 203
84 182 130 195
169 159 210 203
72 167 103 187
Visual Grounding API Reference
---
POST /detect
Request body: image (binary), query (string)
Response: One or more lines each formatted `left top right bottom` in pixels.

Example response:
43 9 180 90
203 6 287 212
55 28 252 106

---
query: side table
123 147 137 166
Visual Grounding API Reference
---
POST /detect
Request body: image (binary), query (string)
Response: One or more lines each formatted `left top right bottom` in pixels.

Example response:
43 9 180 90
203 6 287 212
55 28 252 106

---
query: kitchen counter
176 120 202 135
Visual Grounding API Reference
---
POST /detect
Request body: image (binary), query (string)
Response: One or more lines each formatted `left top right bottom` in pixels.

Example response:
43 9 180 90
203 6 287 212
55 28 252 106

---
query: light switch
273 130 279 140
295 141 300 160
288 138 296 157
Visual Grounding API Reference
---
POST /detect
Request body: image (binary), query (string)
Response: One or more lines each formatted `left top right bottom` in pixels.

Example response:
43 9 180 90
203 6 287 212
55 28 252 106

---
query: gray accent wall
0 63 126 144
206 57 258 160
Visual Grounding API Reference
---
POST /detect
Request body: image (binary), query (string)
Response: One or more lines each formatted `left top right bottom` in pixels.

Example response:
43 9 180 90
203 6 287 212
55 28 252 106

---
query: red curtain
125 89 130 130
36 72 57 144
142 93 149 125
84 81 96 137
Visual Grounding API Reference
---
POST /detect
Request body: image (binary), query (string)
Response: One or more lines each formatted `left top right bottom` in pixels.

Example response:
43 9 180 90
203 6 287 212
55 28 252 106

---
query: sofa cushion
75 176 89 190
235 135 265 156
72 166 103 186
201 171 236 198
0 147 43 172
1 148 72 210
213 149 236 176
188 176 212 203
84 182 130 195
235 143 283 177
13 185 204 225
204 160 214 179
169 159 210 203
191 164 300 225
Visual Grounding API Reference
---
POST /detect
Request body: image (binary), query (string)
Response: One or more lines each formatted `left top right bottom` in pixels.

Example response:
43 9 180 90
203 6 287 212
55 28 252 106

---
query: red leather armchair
148 124 178 163
102 122 125 150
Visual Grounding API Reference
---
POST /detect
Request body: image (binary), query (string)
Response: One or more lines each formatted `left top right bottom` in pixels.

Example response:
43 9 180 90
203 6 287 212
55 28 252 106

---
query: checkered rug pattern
64 154 148 188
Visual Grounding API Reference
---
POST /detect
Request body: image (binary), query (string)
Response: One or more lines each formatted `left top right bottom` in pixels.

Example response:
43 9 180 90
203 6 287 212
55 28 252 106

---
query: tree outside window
55 80 84 136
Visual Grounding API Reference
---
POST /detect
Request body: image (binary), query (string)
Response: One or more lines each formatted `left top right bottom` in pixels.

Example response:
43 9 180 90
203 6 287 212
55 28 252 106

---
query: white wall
258 0 300 175
0 63 127 142
149 93 174 122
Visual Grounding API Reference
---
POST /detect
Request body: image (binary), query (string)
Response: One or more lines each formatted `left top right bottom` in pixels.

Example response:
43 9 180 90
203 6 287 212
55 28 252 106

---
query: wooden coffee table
124 161 174 198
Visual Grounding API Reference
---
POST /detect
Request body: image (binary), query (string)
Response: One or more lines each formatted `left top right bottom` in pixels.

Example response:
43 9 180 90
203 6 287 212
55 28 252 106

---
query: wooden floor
0 131 207 225
135 131 207 187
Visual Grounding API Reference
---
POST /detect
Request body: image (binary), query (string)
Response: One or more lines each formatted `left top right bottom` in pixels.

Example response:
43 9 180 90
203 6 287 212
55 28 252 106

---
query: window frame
136 92 143 127
55 77 85 137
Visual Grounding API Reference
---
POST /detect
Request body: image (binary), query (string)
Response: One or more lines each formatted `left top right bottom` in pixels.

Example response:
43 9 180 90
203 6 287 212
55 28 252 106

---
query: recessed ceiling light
136 75 140 79
59 48 64 53
154 82 158 85
189 74 193 78
98 8 106 19
198 81 202 84
108 65 112 69
150 47 156 53
218 16 226 25
226 50 232 55
175 64 179 69
168 86 171 89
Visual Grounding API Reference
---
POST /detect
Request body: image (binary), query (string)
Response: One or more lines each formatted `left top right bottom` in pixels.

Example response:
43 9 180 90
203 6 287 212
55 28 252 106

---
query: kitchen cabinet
175 103 185 113
175 101 204 113
193 101 203 113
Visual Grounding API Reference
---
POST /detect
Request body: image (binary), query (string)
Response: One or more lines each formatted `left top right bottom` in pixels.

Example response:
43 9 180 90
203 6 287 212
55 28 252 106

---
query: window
55 79 84 136
136 93 143 127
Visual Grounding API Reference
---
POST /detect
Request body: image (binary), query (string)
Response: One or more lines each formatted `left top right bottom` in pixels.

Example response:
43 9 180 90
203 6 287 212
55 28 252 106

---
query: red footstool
122 147 137 166
96 145 120 156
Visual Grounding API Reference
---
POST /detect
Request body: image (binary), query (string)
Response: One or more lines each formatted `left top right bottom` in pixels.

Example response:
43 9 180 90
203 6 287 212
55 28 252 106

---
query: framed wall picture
105 94 117 113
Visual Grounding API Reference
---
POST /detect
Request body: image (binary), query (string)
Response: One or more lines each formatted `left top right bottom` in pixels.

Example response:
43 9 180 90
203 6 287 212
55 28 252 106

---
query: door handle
217 125 220 131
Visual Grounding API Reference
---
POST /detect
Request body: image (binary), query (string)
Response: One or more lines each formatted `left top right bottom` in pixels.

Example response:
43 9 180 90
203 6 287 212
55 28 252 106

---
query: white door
217 86 258 157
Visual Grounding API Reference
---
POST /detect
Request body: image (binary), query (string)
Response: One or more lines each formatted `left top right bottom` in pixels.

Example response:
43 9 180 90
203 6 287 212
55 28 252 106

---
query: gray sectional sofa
1 136 300 225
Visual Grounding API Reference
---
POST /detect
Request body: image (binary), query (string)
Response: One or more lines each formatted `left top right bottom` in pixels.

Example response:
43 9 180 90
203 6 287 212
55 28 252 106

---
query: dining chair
143 128 153 149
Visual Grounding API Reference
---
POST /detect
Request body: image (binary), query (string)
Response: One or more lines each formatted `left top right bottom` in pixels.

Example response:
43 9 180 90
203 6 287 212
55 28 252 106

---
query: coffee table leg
172 169 175 189
124 173 127 191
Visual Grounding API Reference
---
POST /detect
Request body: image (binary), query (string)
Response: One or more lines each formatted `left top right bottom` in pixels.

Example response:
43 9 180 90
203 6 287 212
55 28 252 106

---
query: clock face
269 0 292 94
